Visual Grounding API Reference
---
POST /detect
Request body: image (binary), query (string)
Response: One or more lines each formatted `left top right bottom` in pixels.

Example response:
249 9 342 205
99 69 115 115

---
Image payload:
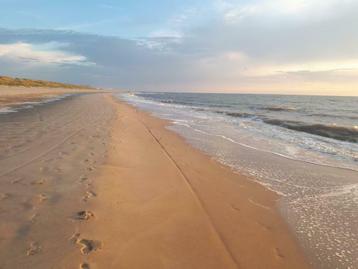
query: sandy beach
0 92 311 268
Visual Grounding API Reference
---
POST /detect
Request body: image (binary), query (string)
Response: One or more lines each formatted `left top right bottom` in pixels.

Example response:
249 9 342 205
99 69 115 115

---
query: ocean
120 92 358 269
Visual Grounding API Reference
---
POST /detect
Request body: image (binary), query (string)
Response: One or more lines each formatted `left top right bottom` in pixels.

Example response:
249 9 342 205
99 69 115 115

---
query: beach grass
0 75 92 89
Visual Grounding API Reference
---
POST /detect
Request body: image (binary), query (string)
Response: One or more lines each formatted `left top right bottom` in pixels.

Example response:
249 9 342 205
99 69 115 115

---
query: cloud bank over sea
1 0 358 95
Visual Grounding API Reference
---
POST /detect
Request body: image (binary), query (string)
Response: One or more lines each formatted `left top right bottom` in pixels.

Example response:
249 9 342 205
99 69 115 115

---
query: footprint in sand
26 241 41 256
82 191 97 202
274 247 285 259
230 204 241 212
79 175 88 182
37 194 48 203
87 166 95 172
77 238 102 255
31 179 46 186
74 210 95 221
80 263 90 269
0 193 11 201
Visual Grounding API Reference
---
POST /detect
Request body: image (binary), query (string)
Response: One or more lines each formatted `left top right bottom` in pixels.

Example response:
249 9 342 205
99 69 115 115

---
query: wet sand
0 85 99 108
0 93 311 268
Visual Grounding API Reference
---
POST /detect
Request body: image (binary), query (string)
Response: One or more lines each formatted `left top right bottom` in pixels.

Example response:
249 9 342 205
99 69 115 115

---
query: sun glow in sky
0 0 358 96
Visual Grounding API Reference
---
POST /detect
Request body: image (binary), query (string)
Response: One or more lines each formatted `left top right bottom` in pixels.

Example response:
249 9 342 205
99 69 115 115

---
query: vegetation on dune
0 76 93 89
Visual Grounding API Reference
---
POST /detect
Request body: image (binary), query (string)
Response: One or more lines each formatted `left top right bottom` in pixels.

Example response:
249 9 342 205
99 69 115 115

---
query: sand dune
0 85 99 108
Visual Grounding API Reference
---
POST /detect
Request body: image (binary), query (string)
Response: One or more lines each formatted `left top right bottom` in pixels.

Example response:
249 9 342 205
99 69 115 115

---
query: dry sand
0 92 311 268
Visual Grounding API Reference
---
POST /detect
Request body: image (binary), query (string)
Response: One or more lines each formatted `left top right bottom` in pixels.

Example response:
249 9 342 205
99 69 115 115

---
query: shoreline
123 92 358 269
82 96 311 268
0 93 311 268
0 85 100 108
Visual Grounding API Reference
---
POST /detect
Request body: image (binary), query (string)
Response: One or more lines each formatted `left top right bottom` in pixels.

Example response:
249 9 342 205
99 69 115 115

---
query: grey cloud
0 28 210 89
1 0 358 93
169 1 358 63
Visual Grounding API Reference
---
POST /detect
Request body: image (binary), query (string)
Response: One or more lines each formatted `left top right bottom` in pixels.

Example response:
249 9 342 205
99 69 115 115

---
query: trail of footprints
6 165 103 268
21 153 103 268
0 96 115 268
17 138 104 268
73 158 102 268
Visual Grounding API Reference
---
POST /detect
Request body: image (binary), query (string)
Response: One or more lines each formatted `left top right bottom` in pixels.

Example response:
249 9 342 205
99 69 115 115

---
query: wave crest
264 119 358 143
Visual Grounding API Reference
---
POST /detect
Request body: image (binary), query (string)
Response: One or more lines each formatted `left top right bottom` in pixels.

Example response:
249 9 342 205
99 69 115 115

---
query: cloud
216 0 355 21
0 41 92 66
0 29 193 88
147 7 200 39
178 0 358 62
1 0 358 95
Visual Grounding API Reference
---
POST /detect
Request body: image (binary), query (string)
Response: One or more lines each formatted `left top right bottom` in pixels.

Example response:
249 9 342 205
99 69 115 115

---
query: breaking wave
263 119 358 143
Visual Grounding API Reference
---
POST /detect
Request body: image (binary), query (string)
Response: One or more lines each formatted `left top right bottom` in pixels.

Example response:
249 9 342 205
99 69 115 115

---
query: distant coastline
0 77 100 111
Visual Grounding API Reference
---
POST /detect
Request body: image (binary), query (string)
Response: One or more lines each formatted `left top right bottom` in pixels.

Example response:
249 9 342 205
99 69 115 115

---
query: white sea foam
0 107 17 114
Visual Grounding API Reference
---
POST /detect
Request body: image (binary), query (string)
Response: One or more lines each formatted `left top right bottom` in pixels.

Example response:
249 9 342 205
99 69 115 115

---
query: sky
0 0 358 96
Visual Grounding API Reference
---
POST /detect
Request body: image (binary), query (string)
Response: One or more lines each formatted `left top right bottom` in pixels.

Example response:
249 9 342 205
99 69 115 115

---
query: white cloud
0 42 93 66
1 0 358 97
218 0 355 23
238 59 358 77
